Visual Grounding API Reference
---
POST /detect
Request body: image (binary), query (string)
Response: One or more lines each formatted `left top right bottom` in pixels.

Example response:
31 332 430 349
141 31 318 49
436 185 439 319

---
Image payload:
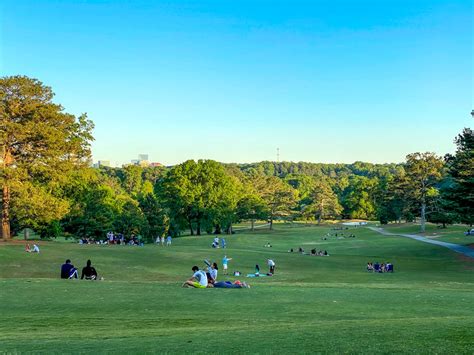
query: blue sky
1 0 472 166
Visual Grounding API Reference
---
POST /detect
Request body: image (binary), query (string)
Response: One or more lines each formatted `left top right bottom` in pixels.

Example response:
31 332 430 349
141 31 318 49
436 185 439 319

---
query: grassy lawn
1 225 473 353
382 223 474 246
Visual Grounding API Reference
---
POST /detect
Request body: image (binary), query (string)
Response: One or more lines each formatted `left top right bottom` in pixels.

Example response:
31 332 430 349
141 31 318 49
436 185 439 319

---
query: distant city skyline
2 0 472 166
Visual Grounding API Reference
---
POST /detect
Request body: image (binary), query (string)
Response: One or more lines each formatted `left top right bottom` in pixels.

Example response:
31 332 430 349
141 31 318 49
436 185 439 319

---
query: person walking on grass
166 234 172 246
182 266 208 288
222 255 232 275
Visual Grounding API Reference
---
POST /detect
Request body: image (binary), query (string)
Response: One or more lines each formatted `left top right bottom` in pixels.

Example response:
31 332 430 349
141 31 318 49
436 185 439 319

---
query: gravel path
368 227 474 259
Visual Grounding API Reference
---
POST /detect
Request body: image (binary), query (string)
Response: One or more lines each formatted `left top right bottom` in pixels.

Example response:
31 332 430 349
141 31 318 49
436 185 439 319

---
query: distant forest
2 76 472 240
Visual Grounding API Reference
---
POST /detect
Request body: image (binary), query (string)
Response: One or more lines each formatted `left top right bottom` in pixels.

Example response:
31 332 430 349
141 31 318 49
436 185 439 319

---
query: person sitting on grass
373 262 380 273
32 244 40 253
206 262 218 285
182 266 208 288
61 259 78 279
25 243 31 253
255 264 260 276
367 262 373 272
81 259 98 280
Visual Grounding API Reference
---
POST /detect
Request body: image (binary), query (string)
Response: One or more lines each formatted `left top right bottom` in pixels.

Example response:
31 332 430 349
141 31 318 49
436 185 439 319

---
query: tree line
1 76 473 240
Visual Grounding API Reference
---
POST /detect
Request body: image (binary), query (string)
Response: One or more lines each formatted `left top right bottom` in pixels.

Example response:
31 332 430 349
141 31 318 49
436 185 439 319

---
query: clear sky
1 0 472 166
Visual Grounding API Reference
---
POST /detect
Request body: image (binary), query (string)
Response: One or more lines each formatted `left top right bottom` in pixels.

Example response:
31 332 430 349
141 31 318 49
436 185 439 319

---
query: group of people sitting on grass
79 232 144 246
332 233 356 239
287 247 329 256
464 229 474 236
182 263 250 288
25 243 40 253
60 259 99 280
211 236 226 248
367 261 394 273
310 249 329 256
253 259 276 276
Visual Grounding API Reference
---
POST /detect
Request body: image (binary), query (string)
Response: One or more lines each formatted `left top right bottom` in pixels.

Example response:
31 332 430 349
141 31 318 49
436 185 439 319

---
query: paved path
368 227 474 259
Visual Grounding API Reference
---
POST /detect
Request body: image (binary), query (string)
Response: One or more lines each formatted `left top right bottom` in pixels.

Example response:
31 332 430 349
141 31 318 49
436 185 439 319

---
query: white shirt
267 259 275 267
193 270 208 287
208 268 218 281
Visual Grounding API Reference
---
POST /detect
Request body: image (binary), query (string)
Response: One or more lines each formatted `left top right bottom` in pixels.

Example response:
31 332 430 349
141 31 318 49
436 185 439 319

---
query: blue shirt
61 263 74 279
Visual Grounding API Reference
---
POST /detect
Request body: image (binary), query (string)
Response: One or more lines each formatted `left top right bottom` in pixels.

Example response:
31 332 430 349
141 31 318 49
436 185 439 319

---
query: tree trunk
189 221 194 236
214 224 221 234
1 184 11 239
24 228 30 240
318 201 324 225
251 219 255 231
227 222 232 235
420 202 426 233
269 217 273 230
196 221 201 236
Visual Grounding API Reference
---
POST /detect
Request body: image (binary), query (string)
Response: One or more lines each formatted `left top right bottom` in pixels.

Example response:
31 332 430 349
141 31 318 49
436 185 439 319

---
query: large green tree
341 176 379 220
139 193 170 239
236 194 268 231
445 128 474 225
159 160 240 235
0 76 93 239
303 179 342 224
404 152 444 232
252 175 297 229
377 167 414 224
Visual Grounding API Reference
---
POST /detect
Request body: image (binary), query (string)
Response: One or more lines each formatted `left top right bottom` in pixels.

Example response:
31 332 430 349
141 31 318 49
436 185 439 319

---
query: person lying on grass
212 280 250 288
182 266 208 288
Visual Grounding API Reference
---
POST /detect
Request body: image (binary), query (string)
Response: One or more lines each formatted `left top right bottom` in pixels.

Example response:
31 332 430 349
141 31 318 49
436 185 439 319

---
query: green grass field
382 223 474 246
1 224 473 353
